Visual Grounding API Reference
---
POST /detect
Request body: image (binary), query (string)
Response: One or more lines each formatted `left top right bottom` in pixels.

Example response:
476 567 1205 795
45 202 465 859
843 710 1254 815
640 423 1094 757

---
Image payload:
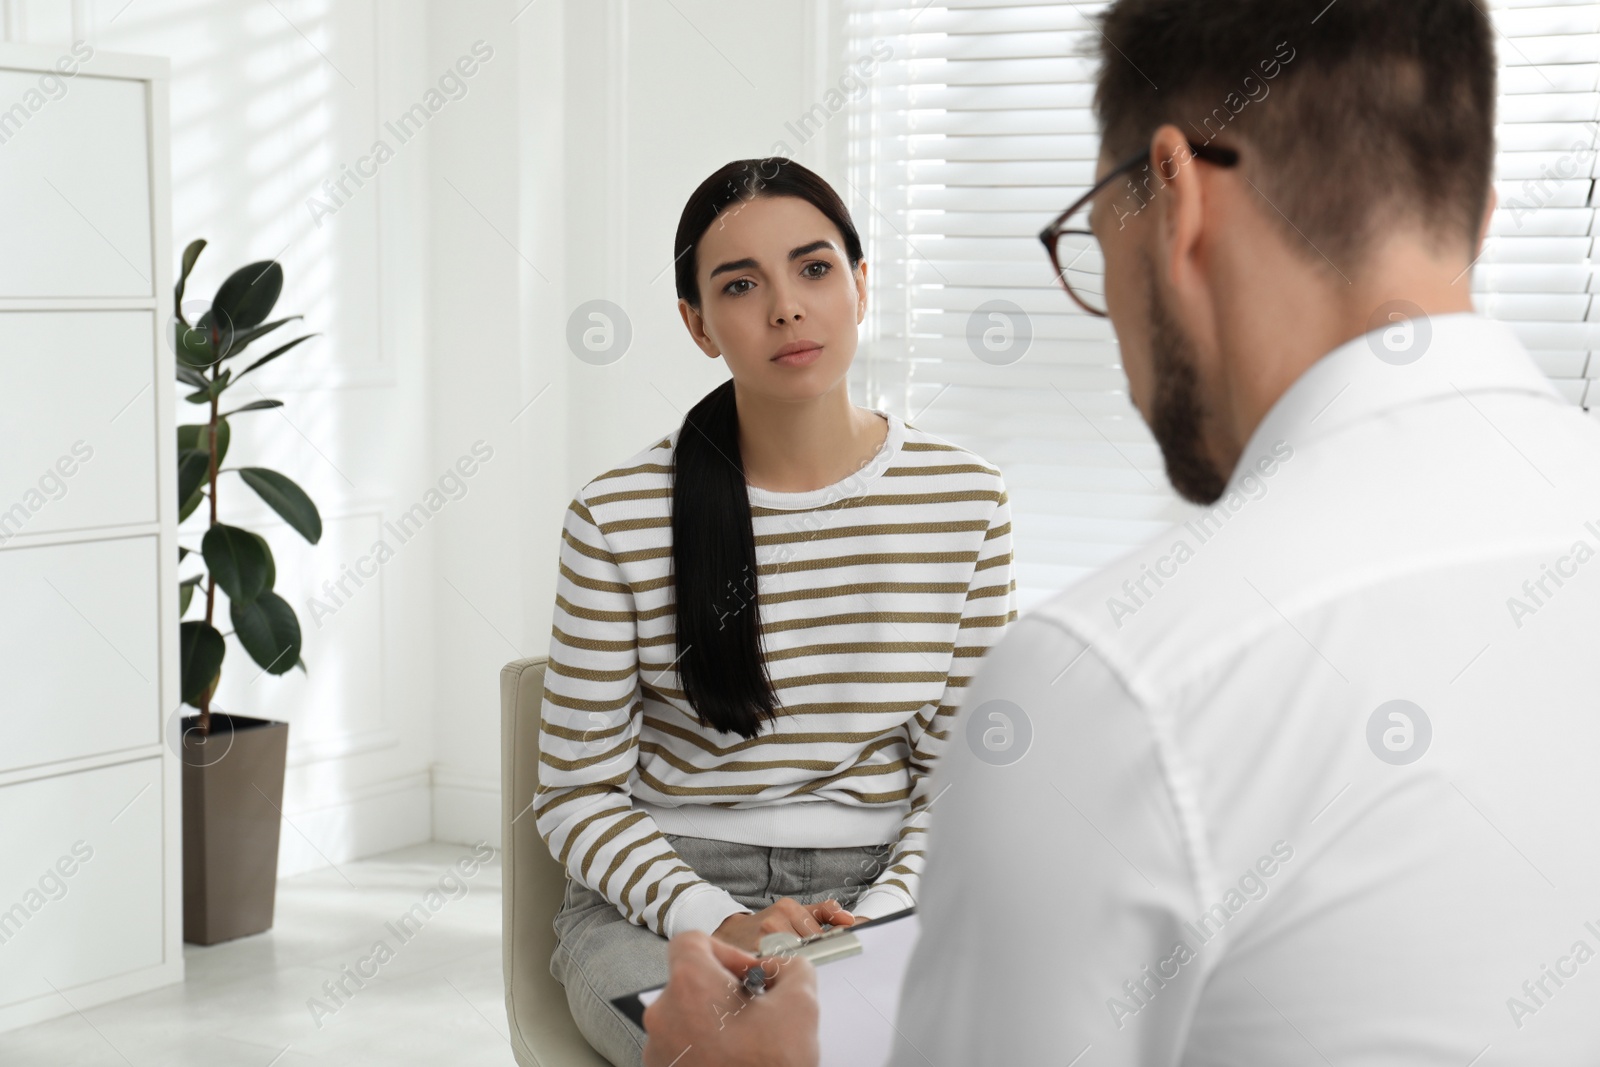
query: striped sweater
535 408 1018 939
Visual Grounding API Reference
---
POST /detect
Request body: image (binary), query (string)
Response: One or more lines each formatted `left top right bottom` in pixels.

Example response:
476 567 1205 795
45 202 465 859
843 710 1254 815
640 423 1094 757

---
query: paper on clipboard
612 907 921 1067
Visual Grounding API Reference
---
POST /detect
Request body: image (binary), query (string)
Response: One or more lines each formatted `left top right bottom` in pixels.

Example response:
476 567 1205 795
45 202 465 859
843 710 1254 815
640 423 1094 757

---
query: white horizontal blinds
1478 0 1600 408
844 1 1600 610
843 0 1194 610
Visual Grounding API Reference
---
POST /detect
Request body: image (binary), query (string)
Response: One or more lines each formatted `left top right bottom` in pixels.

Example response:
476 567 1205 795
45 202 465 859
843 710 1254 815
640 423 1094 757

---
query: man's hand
712 896 856 953
642 930 821 1067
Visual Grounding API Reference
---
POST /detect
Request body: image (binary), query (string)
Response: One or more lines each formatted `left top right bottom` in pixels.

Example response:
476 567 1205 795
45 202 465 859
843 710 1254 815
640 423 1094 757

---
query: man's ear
678 298 721 359
1149 123 1208 306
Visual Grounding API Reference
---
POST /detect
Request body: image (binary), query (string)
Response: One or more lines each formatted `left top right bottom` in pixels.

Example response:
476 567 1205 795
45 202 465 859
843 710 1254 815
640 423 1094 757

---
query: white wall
3 0 853 870
428 0 845 848
424 0 557 844
6 0 456 874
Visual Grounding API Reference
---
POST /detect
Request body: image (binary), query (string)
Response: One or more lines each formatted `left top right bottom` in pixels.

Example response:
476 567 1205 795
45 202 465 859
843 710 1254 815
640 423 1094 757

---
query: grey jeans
549 831 894 1067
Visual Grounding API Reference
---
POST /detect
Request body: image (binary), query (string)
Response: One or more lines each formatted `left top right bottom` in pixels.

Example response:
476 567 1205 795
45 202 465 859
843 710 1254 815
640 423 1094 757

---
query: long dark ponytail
670 158 865 740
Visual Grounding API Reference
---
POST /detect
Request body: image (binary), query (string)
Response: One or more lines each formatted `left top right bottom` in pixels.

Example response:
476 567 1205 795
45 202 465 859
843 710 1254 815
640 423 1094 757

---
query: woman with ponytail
537 157 1017 1066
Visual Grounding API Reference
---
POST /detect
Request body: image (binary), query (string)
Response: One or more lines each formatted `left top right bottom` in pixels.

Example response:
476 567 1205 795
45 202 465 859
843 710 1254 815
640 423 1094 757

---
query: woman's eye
803 261 831 279
723 278 753 296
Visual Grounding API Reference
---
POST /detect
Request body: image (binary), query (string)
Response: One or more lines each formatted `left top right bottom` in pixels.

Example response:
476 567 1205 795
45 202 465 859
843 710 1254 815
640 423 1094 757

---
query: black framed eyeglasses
1039 140 1241 317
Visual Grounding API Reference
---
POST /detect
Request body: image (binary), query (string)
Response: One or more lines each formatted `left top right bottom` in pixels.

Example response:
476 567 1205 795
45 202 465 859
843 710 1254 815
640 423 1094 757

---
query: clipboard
612 906 919 1048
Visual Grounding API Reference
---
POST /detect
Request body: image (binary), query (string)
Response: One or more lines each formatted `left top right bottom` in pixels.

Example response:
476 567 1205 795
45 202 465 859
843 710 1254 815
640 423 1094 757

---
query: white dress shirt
888 313 1600 1065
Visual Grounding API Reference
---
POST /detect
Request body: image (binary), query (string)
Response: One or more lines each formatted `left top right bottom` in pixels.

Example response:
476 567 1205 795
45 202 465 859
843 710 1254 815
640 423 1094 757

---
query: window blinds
843 0 1190 610
842 0 1600 611
1478 0 1600 406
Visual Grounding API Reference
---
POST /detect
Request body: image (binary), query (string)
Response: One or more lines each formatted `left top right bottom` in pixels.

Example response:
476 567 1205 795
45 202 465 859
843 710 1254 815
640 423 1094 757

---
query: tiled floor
0 843 519 1066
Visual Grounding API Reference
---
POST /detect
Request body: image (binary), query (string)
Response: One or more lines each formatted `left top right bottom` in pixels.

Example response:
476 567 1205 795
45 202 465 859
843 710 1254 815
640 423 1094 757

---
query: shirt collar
1231 311 1567 485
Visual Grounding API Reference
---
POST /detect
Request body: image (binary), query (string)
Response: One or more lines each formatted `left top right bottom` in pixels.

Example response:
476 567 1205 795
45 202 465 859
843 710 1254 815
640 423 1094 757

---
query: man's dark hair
1092 0 1496 270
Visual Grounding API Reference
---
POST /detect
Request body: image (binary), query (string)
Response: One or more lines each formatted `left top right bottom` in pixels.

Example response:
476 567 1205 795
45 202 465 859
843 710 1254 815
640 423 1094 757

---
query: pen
741 963 768 997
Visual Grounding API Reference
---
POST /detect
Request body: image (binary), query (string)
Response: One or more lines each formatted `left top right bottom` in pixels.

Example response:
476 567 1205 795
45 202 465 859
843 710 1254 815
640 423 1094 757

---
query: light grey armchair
501 656 611 1066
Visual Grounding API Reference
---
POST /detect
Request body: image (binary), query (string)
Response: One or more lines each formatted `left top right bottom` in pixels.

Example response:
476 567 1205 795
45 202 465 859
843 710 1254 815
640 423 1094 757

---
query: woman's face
679 194 867 399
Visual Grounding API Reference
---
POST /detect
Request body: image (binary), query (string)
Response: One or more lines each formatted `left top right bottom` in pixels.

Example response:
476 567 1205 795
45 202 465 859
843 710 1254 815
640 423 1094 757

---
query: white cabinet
0 537 163 769
0 310 160 535
0 759 166 1006
0 43 182 1033
0 67 153 298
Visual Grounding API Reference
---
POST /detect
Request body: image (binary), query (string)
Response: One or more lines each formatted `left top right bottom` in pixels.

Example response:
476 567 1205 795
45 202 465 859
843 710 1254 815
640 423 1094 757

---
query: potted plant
172 238 321 945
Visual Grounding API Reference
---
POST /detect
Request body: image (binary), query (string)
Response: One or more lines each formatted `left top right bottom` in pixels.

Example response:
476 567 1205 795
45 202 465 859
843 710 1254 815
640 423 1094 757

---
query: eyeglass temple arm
1040 139 1241 240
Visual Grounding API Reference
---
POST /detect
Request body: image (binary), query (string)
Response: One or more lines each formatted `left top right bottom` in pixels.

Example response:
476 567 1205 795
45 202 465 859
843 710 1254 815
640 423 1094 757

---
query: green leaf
179 574 203 616
179 619 225 707
202 523 272 605
182 368 232 405
176 364 208 391
295 655 308 674
211 419 233 464
177 448 211 514
179 485 205 521
175 238 206 323
212 260 282 331
222 399 283 416
237 333 317 379
238 468 322 544
249 531 276 591
230 589 302 675
219 315 301 361
174 322 218 369
177 418 230 469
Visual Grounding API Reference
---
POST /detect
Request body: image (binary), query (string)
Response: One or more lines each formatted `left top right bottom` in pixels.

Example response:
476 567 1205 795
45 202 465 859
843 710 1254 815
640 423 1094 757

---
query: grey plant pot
180 713 290 945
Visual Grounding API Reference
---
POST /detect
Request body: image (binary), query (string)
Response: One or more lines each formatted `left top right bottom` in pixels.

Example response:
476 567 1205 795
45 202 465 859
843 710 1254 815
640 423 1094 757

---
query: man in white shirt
640 0 1600 1061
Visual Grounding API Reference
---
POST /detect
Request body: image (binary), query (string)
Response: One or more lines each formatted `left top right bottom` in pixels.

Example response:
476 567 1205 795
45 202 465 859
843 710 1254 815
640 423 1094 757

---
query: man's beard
1144 269 1227 505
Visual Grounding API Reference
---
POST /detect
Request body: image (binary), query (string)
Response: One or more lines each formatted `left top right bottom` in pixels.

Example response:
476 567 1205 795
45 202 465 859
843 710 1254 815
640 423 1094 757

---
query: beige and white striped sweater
535 408 1018 939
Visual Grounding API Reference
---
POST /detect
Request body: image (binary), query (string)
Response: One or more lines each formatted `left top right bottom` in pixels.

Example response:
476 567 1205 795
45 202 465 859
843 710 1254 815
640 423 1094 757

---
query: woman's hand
712 896 856 953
